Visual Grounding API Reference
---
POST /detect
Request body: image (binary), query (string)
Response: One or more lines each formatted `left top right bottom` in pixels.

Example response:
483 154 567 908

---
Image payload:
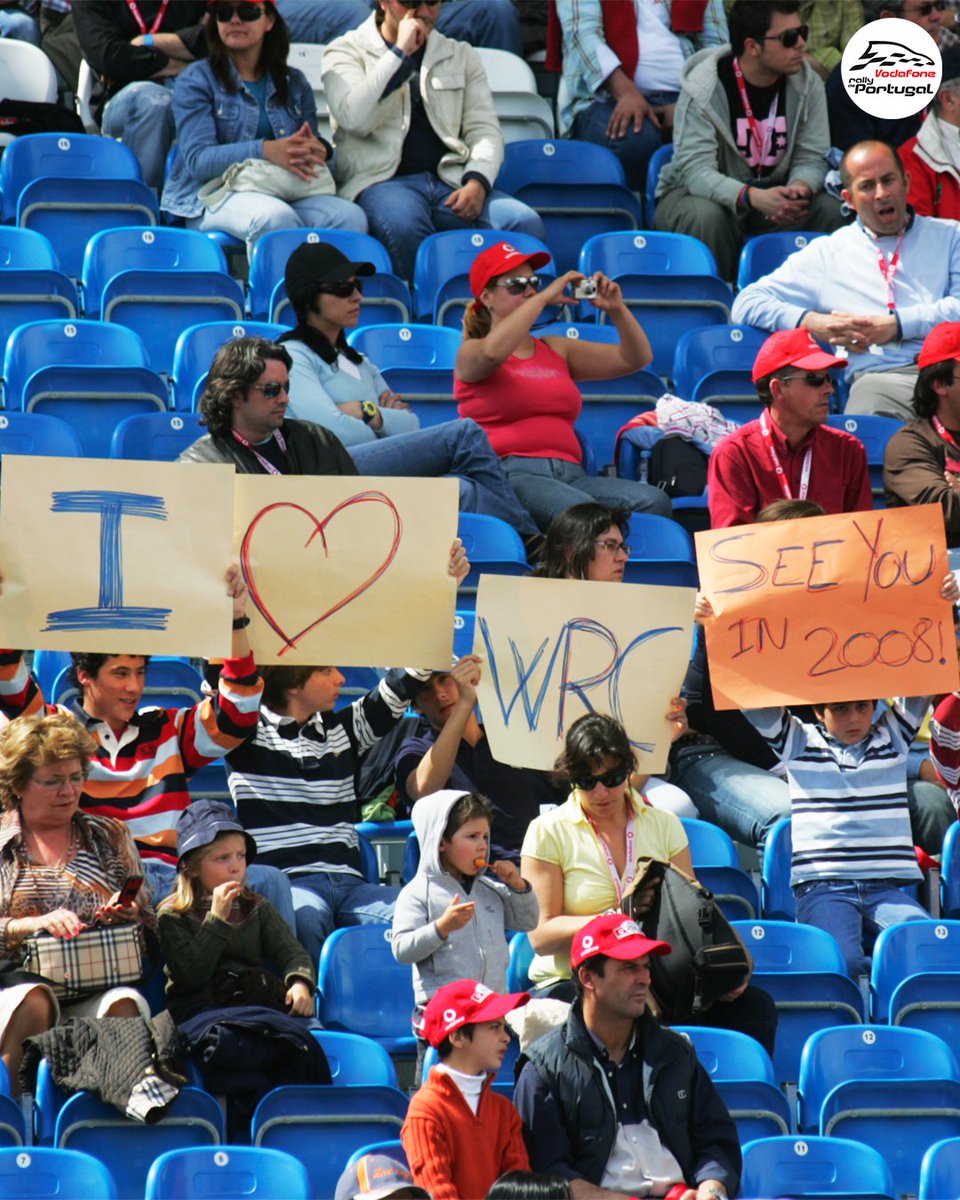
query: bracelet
143 33 154 46
232 616 250 630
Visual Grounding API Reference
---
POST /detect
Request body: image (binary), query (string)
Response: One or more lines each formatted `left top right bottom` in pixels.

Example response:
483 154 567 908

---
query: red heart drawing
240 490 402 656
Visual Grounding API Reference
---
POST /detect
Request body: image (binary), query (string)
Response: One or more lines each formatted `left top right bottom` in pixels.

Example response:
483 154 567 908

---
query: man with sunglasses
73 0 210 190
708 329 872 528
320 0 544 280
655 0 843 282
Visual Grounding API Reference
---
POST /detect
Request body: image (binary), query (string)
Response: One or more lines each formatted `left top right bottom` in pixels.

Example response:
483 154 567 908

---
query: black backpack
648 434 709 498
622 857 750 1022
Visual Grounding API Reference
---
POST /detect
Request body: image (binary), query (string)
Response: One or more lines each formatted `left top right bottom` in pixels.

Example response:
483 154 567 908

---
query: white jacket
322 14 504 202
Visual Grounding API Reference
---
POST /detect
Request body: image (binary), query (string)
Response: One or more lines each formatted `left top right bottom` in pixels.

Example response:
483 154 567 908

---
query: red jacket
900 135 960 221
546 0 708 75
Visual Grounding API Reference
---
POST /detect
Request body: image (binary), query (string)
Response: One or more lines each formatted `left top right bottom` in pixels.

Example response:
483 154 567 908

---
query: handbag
621 857 750 1022
198 158 335 210
21 923 145 1001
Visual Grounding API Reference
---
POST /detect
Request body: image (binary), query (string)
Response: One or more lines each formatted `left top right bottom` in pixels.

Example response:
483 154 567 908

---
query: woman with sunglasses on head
455 242 673 533
521 713 777 1052
162 0 367 252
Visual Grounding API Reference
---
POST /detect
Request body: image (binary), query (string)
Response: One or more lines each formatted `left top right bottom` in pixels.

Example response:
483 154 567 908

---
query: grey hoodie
391 789 538 1008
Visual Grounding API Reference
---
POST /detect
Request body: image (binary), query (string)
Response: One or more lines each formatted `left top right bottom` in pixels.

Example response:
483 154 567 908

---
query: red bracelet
665 1186 688 1200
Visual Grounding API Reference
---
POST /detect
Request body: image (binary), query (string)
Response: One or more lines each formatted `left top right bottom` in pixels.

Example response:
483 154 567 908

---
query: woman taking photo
0 713 153 1091
520 713 776 1053
162 0 366 250
454 242 672 531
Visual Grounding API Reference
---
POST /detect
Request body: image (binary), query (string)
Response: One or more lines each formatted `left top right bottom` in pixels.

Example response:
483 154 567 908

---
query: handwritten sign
234 474 459 666
0 456 235 656
473 575 695 772
695 505 959 709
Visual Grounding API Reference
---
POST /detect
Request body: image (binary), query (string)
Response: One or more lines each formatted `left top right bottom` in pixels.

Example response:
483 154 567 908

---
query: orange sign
695 505 959 709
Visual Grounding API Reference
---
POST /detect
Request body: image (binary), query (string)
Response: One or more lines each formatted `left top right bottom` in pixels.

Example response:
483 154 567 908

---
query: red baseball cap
470 241 551 302
571 913 672 969
419 980 530 1048
918 322 960 368
751 328 845 383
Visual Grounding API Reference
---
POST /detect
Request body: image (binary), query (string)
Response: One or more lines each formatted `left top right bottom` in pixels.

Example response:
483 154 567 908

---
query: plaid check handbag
21 924 145 1001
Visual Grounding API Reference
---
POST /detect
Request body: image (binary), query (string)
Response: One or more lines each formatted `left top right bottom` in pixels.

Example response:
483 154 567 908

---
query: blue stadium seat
344 1141 407 1169
249 228 412 325
357 830 380 885
313 1030 398 1088
942 820 960 918
0 1147 117 1199
453 609 476 659
172 321 285 412
55 1087 224 1199
109 412 205 461
737 230 829 291
644 143 674 226
2 318 151 407
827 414 901 500
761 817 794 920
507 930 534 992
919 1136 960 1200
82 227 230 316
186 760 231 804
740 1135 896 1200
0 413 83 462
456 512 529 610
680 817 739 866
145 1146 309 1200
579 232 732 379
672 324 769 420
676 820 760 917
251 1085 408 1199
345 322 460 429
0 1094 25 1147
621 512 697 588
412 228 556 325
422 1037 521 1097
870 919 960 1044
317 926 417 1057
32 1059 67 1146
0 228 78 353
498 140 644 273
0 133 142 223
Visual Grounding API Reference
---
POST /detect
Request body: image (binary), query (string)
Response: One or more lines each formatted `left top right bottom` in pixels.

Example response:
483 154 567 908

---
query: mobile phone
117 875 143 906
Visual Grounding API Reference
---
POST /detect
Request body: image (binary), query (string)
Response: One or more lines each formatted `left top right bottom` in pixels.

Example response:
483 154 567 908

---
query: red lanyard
932 415 960 472
760 410 811 500
126 0 170 35
582 802 636 904
231 428 287 475
732 57 780 169
861 223 906 313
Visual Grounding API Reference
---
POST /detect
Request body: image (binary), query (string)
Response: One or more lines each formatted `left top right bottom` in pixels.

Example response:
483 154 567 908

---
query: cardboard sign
234 474 459 666
0 456 235 657
473 575 695 771
695 504 960 709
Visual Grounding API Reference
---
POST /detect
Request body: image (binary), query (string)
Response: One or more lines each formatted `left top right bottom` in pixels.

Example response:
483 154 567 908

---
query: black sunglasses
779 371 832 388
252 381 289 399
318 278 365 298
214 2 267 22
764 22 809 47
912 0 946 14
573 765 630 792
494 275 541 296
398 0 442 8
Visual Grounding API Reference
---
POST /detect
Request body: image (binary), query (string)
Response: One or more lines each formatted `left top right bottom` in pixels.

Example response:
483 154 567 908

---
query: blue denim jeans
141 858 297 935
351 417 539 538
277 0 521 53
291 871 399 963
356 171 546 281
102 78 177 191
794 879 928 977
502 454 671 532
571 92 677 192
670 743 790 850
0 10 40 44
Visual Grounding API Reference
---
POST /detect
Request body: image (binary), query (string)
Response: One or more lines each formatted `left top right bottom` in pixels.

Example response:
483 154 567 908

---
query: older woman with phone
0 713 152 1091
454 241 673 531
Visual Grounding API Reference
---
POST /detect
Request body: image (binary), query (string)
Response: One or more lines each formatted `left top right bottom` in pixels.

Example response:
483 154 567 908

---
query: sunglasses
398 0 442 7
252 381 289 399
573 765 630 792
214 2 267 21
594 538 632 558
318 278 364 298
494 275 541 295
779 371 831 388
909 0 946 13
763 22 809 47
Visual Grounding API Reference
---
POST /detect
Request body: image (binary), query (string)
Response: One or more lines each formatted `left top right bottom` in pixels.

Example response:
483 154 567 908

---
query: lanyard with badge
932 415 960 473
125 0 170 34
759 409 811 500
732 57 780 169
860 221 907 313
231 428 288 475
582 802 636 903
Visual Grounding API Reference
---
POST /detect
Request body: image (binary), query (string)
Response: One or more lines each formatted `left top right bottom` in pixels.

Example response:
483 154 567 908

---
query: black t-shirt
717 53 788 179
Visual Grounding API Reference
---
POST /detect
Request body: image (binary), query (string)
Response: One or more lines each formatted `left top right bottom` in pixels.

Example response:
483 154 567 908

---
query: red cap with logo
751 328 845 383
571 913 672 969
470 241 551 302
918 322 960 368
419 979 530 1048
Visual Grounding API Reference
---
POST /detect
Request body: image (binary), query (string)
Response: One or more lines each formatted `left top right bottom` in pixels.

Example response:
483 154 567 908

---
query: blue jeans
102 78 177 191
275 0 367 41
794 879 928 977
671 743 790 850
502 454 671 532
141 859 297 935
571 92 677 193
357 171 546 282
0 10 39 43
291 871 399 963
351 418 539 539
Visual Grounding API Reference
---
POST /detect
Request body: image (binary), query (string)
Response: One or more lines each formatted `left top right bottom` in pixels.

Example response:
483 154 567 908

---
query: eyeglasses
318 278 364 299
252 381 290 399
763 22 809 47
778 371 832 388
493 275 540 295
594 538 632 558
33 773 85 792
573 765 631 792
214 2 267 22
907 0 946 15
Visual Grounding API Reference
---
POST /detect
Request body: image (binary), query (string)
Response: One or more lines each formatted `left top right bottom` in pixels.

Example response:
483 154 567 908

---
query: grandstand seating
475 48 555 141
0 412 83 462
0 1095 25 1148
0 1146 117 1199
644 143 674 226
2 319 152 405
172 321 286 411
456 512 529 608
740 1135 896 1200
51 656 203 710
314 1030 398 1088
145 1146 310 1200
737 230 828 291
287 43 333 143
919 1136 960 1200
0 40 57 113
870 919 960 1045
422 1037 521 1098
345 321 460 428
0 228 78 354
761 817 795 921
672 324 768 420
826 414 900 500
621 512 697 588
507 930 534 992
109 412 205 461
317 926 417 1058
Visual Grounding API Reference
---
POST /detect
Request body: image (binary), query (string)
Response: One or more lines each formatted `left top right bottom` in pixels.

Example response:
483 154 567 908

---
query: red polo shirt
708 416 873 528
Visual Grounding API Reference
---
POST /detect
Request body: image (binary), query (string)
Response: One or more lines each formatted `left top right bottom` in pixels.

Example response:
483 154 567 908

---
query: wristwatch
361 400 379 425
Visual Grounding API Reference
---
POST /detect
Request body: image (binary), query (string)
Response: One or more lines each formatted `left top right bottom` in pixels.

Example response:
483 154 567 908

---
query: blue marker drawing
43 490 172 632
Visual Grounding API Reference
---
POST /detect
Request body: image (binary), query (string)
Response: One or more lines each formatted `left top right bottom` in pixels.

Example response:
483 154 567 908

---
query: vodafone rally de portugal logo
841 17 941 119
